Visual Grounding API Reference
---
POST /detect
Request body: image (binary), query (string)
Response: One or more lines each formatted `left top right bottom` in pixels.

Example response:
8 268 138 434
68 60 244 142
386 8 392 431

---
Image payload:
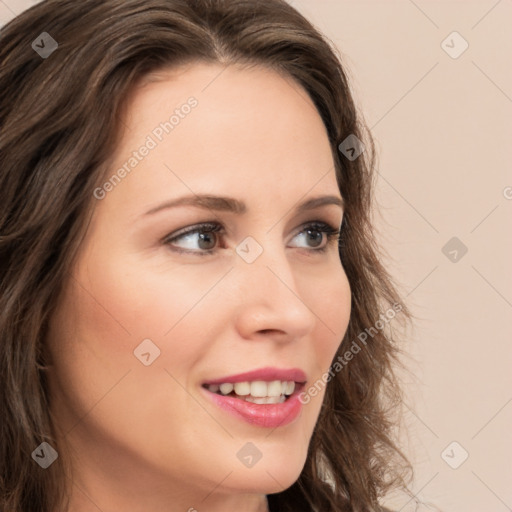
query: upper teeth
207 380 296 397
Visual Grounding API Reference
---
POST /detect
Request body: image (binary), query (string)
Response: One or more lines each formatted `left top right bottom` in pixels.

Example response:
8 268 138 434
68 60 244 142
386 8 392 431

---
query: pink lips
201 385 305 428
201 366 307 428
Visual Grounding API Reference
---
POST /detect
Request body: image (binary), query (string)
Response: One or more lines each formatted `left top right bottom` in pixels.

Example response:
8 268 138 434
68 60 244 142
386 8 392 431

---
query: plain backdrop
1 1 511 511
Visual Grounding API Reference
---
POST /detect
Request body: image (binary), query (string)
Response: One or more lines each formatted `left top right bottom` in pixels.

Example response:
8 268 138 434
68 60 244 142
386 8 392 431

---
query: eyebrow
142 194 344 217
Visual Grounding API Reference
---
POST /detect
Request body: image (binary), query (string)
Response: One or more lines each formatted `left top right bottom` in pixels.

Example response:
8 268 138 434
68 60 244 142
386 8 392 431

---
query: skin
45 62 351 512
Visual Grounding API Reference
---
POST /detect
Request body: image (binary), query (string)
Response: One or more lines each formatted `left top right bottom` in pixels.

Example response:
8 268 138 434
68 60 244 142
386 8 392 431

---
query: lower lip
201 386 304 428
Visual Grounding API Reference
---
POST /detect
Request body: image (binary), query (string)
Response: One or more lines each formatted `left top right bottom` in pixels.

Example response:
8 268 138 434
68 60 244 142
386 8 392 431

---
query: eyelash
162 220 342 257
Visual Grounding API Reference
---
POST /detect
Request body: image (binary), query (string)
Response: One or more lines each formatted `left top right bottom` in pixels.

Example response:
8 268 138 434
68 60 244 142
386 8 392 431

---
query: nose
233 243 318 342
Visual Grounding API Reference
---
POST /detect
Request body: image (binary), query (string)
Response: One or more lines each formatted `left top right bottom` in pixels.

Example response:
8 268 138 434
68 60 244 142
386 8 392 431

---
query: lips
201 382 306 428
200 367 308 427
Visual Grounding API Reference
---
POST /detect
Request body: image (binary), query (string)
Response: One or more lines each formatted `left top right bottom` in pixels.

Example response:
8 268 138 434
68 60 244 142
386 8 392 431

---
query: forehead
100 62 339 215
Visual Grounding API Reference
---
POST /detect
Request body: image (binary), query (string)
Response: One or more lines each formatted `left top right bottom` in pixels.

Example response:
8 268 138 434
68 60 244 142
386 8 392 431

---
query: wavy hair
0 1 412 510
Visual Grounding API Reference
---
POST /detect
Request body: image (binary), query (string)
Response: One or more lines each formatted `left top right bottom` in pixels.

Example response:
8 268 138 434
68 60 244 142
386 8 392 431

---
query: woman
0 1 412 511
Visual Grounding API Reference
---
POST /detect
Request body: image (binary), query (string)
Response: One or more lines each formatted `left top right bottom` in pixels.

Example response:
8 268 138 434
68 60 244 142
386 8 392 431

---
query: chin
225 455 306 494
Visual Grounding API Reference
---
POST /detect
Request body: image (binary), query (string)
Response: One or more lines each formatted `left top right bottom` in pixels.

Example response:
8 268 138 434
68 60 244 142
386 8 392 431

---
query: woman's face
46 62 351 511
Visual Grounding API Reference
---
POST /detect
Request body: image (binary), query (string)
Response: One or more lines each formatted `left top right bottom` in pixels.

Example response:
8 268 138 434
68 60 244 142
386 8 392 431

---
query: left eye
162 221 341 256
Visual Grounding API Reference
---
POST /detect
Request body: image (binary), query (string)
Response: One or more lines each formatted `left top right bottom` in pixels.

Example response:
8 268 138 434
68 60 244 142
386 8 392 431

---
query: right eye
162 222 225 256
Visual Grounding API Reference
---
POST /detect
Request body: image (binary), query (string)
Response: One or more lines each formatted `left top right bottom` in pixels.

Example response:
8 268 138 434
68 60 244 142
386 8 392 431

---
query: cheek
52 250 221 385
317 266 351 351
84 250 225 338
68 255 186 346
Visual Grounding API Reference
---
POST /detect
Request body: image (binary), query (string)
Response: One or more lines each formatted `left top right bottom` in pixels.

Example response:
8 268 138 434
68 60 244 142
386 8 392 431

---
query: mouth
200 379 307 428
200 367 308 427
201 380 306 404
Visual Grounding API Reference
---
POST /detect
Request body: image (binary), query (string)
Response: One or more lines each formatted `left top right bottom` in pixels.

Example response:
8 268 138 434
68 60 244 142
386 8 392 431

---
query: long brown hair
0 1 412 510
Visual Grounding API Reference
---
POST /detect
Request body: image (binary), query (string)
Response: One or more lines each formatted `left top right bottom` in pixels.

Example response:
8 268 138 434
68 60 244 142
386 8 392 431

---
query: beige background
2 1 511 511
